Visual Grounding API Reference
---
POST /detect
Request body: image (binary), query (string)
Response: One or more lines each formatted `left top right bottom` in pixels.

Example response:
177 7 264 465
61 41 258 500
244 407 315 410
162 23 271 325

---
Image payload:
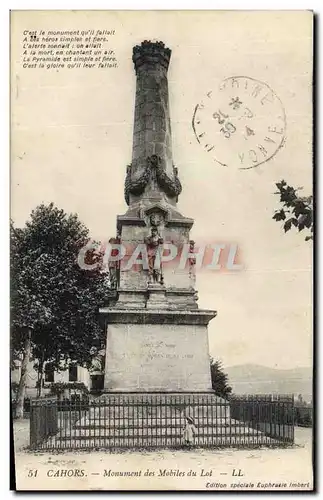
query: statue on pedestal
144 216 164 285
90 346 106 373
107 234 121 289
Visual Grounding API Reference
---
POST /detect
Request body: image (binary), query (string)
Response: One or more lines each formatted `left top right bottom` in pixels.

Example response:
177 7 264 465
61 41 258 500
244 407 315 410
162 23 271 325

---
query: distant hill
225 364 313 401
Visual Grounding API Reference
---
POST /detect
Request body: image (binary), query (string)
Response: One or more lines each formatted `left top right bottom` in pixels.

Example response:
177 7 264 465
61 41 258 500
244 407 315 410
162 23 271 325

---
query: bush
48 382 89 398
57 396 90 412
294 406 312 427
210 358 232 399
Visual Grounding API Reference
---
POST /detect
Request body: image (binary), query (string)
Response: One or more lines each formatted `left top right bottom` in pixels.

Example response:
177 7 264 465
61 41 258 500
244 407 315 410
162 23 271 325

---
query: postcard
10 10 313 491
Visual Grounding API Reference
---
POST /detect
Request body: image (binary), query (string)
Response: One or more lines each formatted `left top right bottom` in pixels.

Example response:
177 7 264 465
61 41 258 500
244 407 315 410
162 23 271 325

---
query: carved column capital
132 40 171 73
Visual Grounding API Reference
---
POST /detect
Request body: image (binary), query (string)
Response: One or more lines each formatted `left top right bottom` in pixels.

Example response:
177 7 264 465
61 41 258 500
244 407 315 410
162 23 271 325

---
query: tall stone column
127 41 177 208
132 41 172 169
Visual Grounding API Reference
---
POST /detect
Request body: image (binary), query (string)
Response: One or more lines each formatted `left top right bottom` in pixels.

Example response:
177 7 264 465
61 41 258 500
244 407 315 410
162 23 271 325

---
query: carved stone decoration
141 204 170 229
188 240 196 288
149 212 164 227
144 226 164 285
188 240 196 266
155 158 182 202
107 235 121 289
109 271 118 290
132 40 171 73
124 155 182 206
124 162 151 205
90 347 106 373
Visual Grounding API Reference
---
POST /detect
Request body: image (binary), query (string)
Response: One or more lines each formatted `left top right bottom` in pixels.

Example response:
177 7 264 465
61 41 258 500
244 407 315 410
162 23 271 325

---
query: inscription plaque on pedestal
105 322 213 392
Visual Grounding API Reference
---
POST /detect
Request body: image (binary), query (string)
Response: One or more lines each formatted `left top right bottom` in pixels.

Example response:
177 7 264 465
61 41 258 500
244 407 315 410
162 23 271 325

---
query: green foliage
10 203 110 372
210 358 232 399
48 382 89 397
273 180 313 241
294 405 312 427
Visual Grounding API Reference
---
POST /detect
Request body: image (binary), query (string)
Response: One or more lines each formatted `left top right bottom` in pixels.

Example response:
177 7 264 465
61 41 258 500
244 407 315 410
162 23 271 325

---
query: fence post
28 397 58 450
29 400 36 449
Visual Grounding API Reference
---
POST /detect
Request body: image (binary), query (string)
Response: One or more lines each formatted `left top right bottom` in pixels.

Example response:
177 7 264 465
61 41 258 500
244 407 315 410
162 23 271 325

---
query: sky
11 10 313 370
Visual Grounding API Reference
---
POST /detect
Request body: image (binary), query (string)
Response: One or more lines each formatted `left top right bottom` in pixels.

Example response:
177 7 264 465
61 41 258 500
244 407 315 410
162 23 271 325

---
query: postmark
192 76 286 170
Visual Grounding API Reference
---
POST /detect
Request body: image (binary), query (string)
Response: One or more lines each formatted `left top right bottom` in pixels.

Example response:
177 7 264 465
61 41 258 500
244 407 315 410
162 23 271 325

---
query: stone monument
100 40 217 394
54 42 273 448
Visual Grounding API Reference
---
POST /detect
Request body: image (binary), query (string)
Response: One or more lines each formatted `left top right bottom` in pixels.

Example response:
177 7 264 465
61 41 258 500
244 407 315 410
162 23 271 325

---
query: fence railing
229 394 294 443
30 397 59 448
29 393 295 450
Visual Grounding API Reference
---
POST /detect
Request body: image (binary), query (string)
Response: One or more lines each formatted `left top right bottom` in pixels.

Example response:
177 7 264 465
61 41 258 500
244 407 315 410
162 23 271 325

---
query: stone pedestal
146 284 168 309
101 308 216 393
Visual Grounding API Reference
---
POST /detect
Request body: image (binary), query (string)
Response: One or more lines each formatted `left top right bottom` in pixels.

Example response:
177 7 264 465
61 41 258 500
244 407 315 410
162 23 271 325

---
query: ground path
13 421 313 491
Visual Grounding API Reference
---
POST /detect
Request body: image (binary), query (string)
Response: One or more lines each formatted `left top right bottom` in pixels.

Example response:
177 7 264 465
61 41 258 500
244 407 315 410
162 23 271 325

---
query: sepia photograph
10 10 313 491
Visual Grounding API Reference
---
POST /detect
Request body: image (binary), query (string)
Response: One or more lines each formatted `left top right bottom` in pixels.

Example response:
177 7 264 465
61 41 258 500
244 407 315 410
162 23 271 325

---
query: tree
273 180 313 241
11 203 109 418
210 358 232 399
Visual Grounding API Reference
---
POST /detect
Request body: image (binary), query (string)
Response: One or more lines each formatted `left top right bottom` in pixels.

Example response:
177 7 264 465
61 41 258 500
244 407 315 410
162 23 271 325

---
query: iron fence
229 394 294 443
29 393 295 451
30 397 58 448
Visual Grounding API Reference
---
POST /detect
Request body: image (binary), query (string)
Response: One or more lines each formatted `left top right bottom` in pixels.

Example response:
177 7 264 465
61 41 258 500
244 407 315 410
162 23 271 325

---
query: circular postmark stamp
192 76 286 170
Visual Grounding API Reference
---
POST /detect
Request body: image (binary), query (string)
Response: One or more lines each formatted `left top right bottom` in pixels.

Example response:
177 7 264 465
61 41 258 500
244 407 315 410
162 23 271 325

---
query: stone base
49 393 278 449
69 392 232 446
114 288 200 310
146 283 168 309
102 310 215 392
79 392 231 423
